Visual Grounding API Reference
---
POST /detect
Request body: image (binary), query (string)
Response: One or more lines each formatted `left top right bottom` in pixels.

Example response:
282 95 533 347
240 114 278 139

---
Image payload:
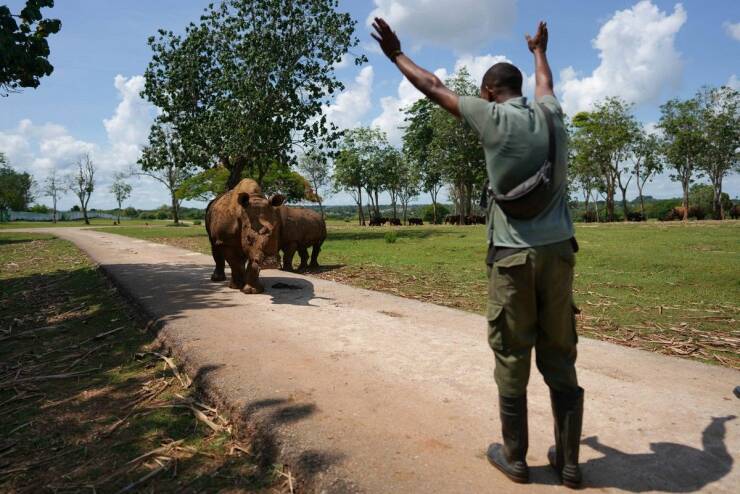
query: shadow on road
578 416 735 492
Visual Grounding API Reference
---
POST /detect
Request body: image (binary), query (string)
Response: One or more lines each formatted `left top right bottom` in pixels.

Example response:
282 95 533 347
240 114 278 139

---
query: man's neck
495 92 523 104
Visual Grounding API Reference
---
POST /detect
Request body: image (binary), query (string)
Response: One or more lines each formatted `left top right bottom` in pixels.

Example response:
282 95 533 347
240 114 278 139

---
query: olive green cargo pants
487 239 579 398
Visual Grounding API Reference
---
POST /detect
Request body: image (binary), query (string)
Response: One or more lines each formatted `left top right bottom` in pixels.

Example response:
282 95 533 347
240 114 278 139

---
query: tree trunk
374 190 380 218
392 196 398 219
317 198 324 219
457 181 465 226
171 192 180 224
225 155 247 191
712 175 723 220
619 186 629 221
117 201 122 224
357 187 365 226
682 156 690 221
52 196 57 223
82 207 89 225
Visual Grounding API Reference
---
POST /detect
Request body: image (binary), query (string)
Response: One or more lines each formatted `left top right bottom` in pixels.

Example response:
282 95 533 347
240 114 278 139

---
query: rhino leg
210 243 227 282
309 243 322 268
297 247 309 272
241 261 264 294
225 250 246 289
282 243 297 272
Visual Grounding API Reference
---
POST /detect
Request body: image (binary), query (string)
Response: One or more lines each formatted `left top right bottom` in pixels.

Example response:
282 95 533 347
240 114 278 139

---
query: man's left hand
371 17 401 60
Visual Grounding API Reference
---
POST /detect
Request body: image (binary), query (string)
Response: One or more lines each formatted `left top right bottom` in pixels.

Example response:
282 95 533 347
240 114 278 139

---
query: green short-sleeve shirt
458 95 574 248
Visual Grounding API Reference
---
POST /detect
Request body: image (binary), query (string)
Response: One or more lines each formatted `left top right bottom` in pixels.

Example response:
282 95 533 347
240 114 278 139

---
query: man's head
480 62 523 103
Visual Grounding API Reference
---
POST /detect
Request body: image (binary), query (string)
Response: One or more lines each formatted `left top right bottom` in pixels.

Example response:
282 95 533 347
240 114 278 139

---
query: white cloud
371 53 535 145
323 66 375 129
102 75 155 167
559 1 687 115
728 74 739 90
0 75 161 209
724 21 740 41
367 0 516 52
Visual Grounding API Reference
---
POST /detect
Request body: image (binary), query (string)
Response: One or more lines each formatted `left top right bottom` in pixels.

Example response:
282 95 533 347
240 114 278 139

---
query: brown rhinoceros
205 179 284 294
278 206 327 272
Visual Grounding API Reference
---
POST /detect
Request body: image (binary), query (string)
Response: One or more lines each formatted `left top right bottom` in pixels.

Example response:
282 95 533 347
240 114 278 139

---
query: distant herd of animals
366 214 486 226
582 205 740 223
205 179 326 295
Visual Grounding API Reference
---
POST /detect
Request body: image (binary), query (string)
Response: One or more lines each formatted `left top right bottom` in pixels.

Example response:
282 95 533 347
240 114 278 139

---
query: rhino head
237 191 285 266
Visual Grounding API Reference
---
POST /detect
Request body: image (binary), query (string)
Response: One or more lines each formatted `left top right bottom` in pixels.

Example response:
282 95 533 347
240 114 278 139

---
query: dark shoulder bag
487 103 557 220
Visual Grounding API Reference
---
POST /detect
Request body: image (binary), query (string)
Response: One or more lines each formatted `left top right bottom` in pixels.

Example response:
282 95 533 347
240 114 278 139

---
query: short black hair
482 62 523 94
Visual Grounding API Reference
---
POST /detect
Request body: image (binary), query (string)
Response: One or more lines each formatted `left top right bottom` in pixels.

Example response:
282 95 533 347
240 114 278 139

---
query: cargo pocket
494 251 528 269
571 302 581 343
487 304 505 352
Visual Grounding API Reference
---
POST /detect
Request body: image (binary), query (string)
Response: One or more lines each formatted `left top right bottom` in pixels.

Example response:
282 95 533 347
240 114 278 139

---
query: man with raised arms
372 18 584 488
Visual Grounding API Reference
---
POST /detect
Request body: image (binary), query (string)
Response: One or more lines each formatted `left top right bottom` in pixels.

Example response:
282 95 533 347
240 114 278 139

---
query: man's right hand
526 21 548 53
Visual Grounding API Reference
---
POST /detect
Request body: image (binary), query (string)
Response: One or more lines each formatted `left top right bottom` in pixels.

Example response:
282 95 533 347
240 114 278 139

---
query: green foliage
143 0 364 186
124 206 138 218
403 98 443 219
0 0 61 95
689 183 732 214
0 157 35 210
176 167 229 202
156 211 169 220
28 203 49 213
420 203 450 224
428 67 485 219
384 231 397 244
262 166 316 203
193 219 201 225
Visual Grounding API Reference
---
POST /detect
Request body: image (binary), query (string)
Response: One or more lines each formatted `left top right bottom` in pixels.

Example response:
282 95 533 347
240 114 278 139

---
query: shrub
193 220 202 225
421 204 451 224
384 231 397 244
156 211 169 220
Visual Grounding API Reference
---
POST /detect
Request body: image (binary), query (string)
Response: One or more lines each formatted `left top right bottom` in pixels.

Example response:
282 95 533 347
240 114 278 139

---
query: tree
298 149 332 217
67 153 95 225
689 183 732 216
137 121 191 224
42 167 64 222
0 154 35 211
176 167 229 203
696 86 740 219
0 0 61 95
403 98 443 224
143 0 364 191
383 147 403 219
262 166 318 203
571 97 639 221
658 97 705 221
632 130 663 219
333 148 365 226
429 68 485 224
396 158 421 224
109 173 132 224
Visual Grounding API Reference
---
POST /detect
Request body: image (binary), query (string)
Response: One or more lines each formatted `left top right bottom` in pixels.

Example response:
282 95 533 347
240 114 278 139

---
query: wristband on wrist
390 49 403 62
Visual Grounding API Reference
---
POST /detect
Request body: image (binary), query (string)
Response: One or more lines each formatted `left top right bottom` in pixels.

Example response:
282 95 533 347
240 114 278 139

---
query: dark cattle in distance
626 211 646 222
368 217 383 226
729 204 740 220
408 218 423 225
389 218 402 226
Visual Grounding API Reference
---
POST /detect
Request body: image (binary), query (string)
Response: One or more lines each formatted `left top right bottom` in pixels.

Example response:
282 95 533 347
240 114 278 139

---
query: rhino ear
269 194 285 207
237 192 250 209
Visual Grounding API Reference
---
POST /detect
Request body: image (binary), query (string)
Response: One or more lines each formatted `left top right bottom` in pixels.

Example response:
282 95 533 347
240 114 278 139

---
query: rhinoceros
277 206 327 272
205 179 284 294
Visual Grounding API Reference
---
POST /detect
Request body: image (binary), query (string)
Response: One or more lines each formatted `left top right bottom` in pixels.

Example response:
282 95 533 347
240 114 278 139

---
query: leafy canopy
0 0 61 95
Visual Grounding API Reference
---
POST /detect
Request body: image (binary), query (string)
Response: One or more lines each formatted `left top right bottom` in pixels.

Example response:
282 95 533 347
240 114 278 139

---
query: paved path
9 228 739 493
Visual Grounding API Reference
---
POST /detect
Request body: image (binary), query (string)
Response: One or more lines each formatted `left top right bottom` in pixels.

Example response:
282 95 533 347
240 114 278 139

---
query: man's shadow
580 416 735 492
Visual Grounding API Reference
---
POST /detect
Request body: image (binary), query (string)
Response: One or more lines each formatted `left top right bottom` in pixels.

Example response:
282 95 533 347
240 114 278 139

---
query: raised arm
526 21 554 99
371 17 460 118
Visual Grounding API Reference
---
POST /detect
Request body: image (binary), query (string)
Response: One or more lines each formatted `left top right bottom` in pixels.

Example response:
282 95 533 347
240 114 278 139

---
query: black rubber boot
548 386 584 489
487 394 529 483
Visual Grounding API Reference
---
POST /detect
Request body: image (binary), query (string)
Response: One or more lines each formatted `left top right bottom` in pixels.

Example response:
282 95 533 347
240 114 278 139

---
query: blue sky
1 0 738 210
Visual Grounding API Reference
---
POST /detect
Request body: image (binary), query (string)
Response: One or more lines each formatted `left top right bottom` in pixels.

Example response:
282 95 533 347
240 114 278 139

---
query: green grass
97 220 740 368
0 232 282 492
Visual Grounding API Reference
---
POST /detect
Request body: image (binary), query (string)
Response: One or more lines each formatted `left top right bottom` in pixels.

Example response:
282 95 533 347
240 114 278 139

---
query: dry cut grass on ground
0 233 294 493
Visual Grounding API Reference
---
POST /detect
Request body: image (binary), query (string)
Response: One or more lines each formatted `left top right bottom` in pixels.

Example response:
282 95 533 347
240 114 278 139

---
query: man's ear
269 194 285 207
238 192 250 209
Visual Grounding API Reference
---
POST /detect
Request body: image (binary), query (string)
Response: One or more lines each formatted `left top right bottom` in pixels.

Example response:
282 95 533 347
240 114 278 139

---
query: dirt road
13 228 739 493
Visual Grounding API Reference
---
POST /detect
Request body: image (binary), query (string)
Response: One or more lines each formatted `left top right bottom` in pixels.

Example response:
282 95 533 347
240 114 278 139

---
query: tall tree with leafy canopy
66 153 95 225
333 142 366 226
658 96 705 221
403 98 443 224
143 0 364 190
571 98 639 221
696 86 739 219
632 130 663 219
0 0 61 95
428 68 485 224
137 120 192 224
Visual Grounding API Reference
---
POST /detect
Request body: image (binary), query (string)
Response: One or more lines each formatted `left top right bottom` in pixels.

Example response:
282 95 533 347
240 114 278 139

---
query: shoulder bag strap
538 103 556 164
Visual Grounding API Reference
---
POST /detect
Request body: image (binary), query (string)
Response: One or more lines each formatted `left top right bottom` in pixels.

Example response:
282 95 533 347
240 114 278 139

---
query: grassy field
0 232 288 492
94 220 740 369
